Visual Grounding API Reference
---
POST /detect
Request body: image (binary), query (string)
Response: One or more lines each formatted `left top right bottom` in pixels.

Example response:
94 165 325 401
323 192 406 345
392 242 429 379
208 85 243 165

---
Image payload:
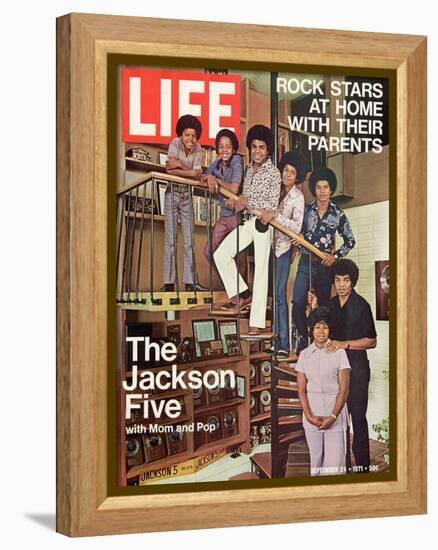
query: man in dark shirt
309 258 377 471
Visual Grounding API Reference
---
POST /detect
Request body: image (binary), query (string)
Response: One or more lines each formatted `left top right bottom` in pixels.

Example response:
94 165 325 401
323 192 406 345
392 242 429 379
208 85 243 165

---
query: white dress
295 340 351 476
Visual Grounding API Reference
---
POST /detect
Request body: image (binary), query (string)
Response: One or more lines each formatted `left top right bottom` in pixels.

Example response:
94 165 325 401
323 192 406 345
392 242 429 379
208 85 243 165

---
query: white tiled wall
341 201 390 438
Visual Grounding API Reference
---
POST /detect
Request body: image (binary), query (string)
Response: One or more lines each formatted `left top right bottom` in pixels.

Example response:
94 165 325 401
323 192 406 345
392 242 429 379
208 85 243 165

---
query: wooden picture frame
225 333 242 357
191 319 217 358
158 152 168 166
218 319 238 354
56 13 426 536
199 339 225 359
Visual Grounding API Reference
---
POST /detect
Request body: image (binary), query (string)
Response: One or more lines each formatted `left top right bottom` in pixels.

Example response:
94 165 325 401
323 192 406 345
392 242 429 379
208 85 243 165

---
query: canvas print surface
115 64 391 488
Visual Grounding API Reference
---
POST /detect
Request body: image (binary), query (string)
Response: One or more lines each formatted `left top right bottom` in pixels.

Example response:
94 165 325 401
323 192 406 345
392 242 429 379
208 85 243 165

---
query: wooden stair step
250 452 272 479
288 439 309 452
287 453 310 466
208 308 249 319
240 331 274 341
276 380 298 392
278 415 302 426
250 412 271 424
285 439 310 477
240 332 274 341
275 365 297 378
228 472 260 481
278 406 302 413
285 464 310 477
278 429 306 445
278 398 302 410
276 353 299 363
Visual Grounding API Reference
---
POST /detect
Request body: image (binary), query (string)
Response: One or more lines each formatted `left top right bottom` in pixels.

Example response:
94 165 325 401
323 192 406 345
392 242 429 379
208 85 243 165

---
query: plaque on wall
249 363 258 388
206 373 224 404
375 260 390 321
142 433 167 463
260 360 272 384
193 385 207 408
222 409 238 438
166 430 187 455
260 390 272 413
250 394 259 417
126 436 145 468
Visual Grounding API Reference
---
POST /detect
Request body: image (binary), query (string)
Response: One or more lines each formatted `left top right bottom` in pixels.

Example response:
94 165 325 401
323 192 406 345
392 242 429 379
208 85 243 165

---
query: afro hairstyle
215 128 239 153
330 258 359 287
246 124 274 157
278 150 308 183
309 167 337 196
308 306 333 332
176 114 202 140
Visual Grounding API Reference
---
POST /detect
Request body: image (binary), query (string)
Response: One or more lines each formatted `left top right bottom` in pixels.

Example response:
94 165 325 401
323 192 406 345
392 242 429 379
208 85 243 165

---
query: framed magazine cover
56 13 426 536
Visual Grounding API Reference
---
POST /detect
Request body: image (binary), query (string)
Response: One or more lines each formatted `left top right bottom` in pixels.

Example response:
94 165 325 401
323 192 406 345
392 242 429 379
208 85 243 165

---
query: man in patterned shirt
259 151 306 355
214 125 281 335
292 167 355 352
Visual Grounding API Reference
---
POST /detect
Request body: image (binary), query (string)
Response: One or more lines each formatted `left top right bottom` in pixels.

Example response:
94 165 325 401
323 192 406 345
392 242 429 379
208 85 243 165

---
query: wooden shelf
249 352 272 360
194 397 245 415
250 383 270 393
127 449 193 479
250 412 271 424
125 158 166 172
182 355 245 369
278 415 302 427
127 435 246 479
278 429 306 445
195 433 246 453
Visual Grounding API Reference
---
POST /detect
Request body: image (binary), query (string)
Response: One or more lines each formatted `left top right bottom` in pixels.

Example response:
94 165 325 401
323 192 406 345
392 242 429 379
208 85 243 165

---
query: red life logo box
122 68 241 146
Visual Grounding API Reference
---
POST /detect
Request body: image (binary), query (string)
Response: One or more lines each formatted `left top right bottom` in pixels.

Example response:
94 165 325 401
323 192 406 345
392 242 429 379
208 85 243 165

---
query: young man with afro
214 124 281 336
292 166 356 352
162 114 206 292
201 129 246 288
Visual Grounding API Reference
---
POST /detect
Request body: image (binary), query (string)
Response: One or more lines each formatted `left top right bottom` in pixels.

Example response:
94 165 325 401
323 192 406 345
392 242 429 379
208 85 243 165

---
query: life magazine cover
115 64 391 488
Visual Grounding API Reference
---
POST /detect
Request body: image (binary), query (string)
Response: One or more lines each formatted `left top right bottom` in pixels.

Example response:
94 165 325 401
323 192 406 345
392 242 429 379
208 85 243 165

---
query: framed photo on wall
56 13 426 536
218 320 238 354
191 319 217 358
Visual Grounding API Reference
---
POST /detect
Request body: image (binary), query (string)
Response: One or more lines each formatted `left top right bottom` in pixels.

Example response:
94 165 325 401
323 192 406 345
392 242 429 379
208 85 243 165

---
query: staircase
249 351 307 479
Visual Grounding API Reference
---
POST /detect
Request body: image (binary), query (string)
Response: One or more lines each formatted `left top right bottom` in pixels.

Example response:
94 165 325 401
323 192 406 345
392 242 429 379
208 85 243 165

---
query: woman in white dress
296 307 351 476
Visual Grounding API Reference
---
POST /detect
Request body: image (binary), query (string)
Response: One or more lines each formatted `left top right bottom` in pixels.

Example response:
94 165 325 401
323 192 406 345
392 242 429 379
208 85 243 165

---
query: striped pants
163 189 195 285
